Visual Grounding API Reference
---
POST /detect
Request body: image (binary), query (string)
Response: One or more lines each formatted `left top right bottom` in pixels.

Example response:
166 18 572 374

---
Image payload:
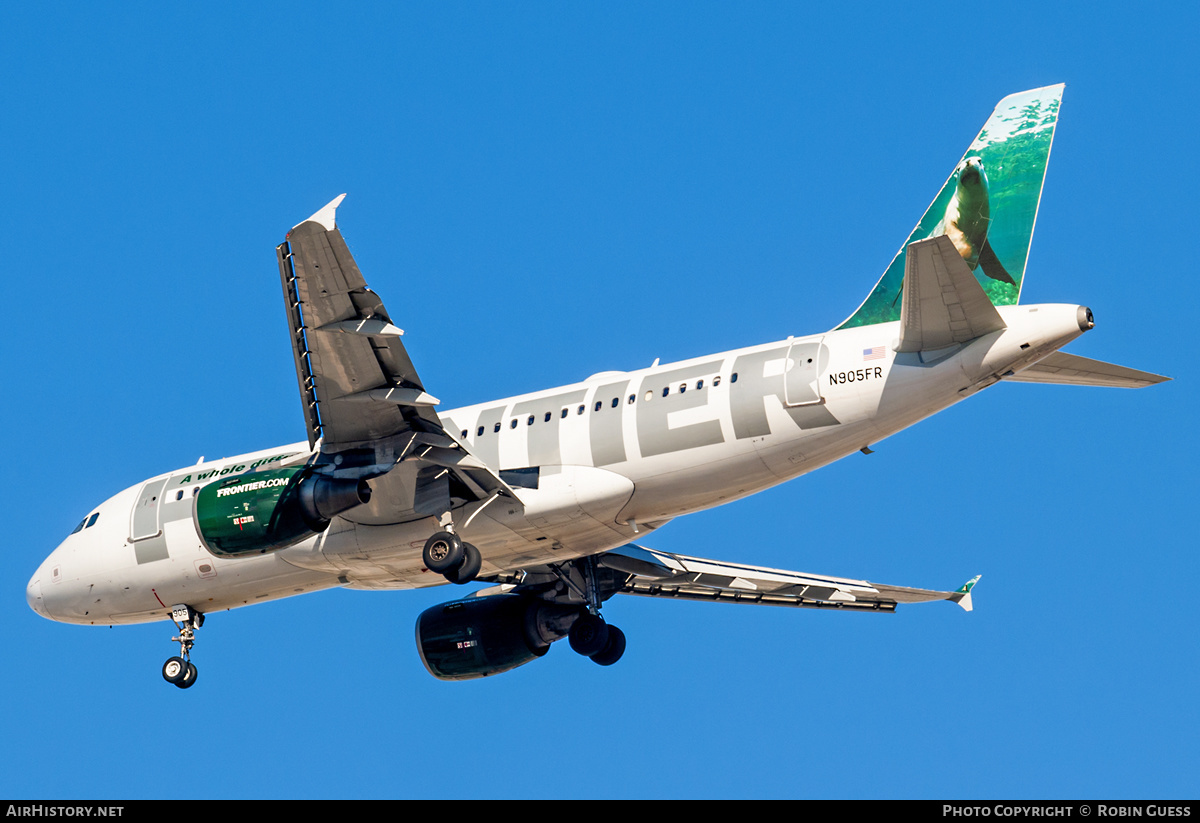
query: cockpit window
70 512 100 536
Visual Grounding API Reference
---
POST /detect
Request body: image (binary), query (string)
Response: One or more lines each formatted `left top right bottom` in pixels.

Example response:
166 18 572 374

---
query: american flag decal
862 346 885 361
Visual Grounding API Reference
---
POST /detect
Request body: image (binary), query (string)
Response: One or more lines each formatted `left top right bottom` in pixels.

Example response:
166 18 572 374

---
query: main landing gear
423 530 482 585
162 604 203 690
560 556 626 667
569 612 627 667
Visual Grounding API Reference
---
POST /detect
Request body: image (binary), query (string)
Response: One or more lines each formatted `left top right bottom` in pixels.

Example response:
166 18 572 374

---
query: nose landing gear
162 604 203 690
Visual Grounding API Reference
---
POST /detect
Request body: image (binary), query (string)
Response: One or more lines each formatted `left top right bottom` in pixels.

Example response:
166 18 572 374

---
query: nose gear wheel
162 604 203 690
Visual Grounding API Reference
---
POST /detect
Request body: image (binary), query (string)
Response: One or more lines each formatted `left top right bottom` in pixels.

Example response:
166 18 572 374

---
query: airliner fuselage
26 303 1089 626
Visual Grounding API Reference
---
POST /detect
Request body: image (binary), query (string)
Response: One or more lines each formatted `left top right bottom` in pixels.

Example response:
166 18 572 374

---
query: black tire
446 542 482 584
176 662 198 689
568 613 610 657
423 531 464 573
162 656 188 684
590 625 626 666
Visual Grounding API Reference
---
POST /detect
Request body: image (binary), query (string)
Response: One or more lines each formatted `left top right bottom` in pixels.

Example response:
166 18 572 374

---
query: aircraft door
784 337 825 406
129 477 171 564
131 478 167 540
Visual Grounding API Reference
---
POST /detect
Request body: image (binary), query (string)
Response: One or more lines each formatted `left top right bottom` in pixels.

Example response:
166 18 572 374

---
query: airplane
25 84 1169 685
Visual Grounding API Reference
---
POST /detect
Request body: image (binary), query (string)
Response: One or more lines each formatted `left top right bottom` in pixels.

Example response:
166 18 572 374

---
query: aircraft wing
276 195 517 518
488 544 978 612
278 194 442 451
599 545 977 611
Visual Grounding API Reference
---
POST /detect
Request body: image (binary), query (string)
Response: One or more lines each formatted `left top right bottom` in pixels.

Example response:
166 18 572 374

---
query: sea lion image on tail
837 84 1063 330
937 157 1015 285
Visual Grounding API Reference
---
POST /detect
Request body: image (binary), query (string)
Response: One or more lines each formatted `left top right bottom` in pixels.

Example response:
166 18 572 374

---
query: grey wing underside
489 544 978 613
276 195 517 523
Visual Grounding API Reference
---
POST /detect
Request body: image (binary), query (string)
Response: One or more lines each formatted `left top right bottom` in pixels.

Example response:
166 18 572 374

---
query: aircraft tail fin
837 85 1064 330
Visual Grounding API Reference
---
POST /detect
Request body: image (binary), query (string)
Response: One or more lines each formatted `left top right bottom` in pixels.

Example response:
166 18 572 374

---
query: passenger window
527 415 535 426
662 387 669 397
714 375 722 387
544 412 552 422
611 397 619 408
192 487 199 497
697 379 704 390
679 383 687 394
477 426 485 437
510 419 518 429
594 401 602 412
644 390 653 402
731 373 738 383
85 513 99 529
494 422 501 433
561 408 568 419
176 490 184 501
628 394 635 405
577 405 585 415
461 430 468 439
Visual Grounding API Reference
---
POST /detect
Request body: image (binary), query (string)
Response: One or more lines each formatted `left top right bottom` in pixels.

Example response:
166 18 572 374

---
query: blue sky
2 2 1194 799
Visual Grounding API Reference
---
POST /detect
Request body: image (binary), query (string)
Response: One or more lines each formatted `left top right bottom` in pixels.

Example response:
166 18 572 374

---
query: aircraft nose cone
26 575 48 618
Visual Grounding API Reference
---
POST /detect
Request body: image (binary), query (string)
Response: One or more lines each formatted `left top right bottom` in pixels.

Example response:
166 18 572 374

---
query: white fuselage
26 303 1087 626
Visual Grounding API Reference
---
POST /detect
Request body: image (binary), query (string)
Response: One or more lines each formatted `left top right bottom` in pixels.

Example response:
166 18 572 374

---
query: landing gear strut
162 604 202 690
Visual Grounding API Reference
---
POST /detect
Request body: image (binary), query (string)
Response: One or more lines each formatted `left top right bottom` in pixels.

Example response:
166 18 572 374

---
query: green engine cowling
195 466 370 557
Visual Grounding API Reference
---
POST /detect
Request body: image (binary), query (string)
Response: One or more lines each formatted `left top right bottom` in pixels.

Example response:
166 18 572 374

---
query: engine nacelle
194 466 370 557
416 594 579 681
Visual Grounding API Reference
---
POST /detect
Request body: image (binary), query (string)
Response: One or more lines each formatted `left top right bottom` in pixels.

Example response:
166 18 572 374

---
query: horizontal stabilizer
897 235 1007 353
1006 352 1171 388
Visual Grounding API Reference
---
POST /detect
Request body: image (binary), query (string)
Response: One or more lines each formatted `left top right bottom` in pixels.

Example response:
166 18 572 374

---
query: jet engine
194 466 370 557
415 594 579 680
